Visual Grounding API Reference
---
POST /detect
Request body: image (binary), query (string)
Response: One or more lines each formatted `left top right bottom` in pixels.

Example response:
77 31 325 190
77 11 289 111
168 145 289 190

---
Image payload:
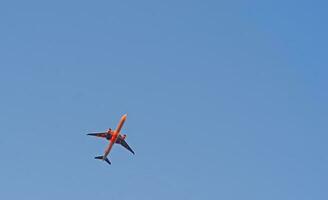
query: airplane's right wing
87 132 109 139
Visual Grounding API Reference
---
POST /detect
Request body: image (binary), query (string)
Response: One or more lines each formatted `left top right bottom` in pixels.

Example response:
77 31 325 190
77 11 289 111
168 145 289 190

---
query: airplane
87 114 134 165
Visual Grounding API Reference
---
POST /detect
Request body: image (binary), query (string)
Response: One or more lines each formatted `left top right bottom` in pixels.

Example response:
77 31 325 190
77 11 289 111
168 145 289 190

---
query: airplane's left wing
118 139 135 155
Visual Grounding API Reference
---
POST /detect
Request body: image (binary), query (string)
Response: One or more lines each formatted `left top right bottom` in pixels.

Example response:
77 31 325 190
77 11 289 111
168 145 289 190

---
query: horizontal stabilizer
94 156 111 165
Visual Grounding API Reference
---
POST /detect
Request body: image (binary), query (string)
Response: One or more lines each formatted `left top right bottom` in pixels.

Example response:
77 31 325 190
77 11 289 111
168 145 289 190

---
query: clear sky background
0 0 327 199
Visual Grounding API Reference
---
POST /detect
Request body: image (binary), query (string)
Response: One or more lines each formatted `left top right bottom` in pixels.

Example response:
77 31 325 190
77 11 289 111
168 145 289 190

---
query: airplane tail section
94 156 111 165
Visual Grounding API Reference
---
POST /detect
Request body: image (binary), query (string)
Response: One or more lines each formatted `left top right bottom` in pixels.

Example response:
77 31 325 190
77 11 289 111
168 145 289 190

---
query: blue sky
0 0 327 199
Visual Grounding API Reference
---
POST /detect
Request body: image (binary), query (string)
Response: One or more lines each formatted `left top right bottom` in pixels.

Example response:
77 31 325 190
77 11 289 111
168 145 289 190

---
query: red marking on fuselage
102 114 127 159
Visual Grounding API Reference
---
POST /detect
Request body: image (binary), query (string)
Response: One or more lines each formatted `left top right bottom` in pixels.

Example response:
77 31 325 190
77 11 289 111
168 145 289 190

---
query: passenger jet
87 114 134 165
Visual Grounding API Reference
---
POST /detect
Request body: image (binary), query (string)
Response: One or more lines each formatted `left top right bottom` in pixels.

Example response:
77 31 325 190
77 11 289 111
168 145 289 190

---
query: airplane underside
87 114 133 165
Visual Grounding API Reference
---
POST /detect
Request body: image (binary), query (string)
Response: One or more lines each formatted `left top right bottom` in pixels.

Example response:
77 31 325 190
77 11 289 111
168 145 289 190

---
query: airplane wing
87 132 111 139
117 139 135 155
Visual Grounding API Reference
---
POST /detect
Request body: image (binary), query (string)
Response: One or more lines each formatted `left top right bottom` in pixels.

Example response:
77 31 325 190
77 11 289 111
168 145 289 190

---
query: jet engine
121 134 127 140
